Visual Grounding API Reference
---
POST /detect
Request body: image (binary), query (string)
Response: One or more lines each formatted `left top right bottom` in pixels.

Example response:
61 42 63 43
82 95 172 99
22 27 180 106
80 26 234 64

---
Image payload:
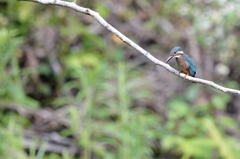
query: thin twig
20 0 240 95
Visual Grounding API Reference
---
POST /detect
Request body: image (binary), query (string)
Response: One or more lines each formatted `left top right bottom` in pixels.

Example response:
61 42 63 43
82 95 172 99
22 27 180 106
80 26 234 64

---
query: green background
0 0 240 159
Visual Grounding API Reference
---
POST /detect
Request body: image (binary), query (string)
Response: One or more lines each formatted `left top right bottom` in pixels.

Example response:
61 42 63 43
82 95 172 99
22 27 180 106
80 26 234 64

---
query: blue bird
165 46 197 78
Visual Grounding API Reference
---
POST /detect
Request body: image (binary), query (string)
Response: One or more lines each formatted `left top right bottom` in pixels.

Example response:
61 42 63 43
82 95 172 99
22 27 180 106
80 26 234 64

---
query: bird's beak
165 56 173 63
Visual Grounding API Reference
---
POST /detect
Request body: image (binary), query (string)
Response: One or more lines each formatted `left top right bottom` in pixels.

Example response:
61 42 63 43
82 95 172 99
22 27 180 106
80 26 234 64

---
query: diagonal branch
20 0 240 95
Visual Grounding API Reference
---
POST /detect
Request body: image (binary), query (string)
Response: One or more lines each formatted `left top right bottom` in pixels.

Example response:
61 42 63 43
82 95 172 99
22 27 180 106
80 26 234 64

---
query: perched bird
165 46 197 78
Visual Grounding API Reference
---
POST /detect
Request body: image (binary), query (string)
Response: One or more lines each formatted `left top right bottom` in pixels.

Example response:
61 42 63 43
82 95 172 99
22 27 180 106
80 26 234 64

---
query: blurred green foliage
65 63 160 159
163 90 237 159
0 29 39 107
0 0 239 159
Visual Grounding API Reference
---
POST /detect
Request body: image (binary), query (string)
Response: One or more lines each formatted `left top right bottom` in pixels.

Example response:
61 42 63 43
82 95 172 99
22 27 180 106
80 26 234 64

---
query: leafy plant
65 62 161 159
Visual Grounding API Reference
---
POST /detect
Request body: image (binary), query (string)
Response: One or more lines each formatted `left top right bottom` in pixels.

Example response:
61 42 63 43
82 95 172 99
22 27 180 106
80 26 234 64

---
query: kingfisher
165 46 197 78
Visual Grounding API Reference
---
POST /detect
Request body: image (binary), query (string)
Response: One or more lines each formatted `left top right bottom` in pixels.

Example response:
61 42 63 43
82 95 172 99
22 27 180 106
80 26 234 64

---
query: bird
165 46 197 78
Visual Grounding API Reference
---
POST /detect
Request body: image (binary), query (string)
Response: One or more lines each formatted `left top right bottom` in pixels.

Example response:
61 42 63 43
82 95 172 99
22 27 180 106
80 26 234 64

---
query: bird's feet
184 73 188 79
178 71 188 79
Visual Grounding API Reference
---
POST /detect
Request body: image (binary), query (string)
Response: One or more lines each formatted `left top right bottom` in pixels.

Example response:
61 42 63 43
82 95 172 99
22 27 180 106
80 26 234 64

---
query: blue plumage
183 54 197 77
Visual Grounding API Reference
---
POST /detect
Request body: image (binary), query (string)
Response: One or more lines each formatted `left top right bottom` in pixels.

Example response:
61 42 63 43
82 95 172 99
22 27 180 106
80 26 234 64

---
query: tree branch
20 0 240 95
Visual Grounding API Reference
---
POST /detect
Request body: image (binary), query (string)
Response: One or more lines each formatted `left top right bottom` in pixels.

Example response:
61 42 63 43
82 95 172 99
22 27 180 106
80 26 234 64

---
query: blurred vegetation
1 0 240 159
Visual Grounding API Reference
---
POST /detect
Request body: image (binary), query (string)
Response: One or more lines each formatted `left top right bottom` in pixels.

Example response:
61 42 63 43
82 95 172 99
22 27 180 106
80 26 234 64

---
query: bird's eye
174 52 176 54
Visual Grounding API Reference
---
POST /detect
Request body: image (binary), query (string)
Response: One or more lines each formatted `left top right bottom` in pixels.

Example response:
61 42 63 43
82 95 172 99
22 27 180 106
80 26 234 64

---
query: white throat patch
174 55 181 58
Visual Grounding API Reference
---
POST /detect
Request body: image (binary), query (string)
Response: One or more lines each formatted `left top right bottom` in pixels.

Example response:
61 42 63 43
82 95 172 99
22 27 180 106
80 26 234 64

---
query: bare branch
20 0 240 95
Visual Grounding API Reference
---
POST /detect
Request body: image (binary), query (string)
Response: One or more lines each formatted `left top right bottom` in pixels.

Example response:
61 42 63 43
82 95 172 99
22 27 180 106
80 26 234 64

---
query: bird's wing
184 54 197 77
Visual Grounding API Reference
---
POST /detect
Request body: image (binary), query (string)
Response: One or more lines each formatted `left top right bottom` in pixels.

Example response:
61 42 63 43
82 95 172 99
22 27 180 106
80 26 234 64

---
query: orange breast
176 56 192 76
179 63 191 75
